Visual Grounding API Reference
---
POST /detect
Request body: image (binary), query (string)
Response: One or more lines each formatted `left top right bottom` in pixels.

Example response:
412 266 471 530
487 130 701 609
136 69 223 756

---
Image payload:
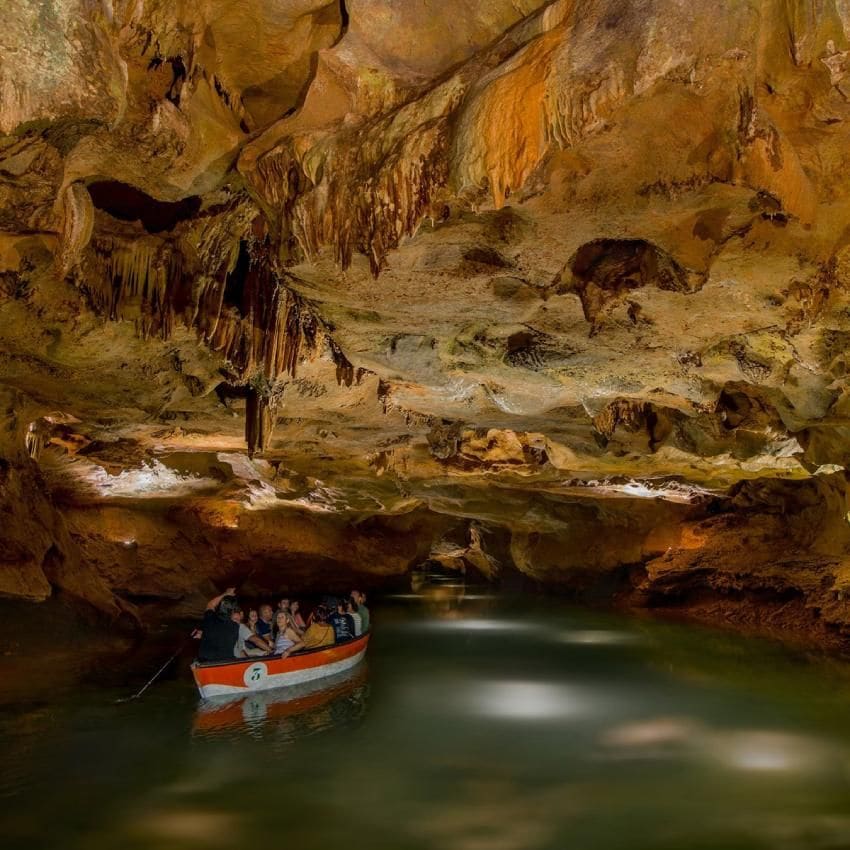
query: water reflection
600 716 699 751
6 596 850 850
467 680 593 721
558 628 636 645
193 664 370 741
712 730 824 773
600 717 843 778
420 618 540 632
127 808 243 846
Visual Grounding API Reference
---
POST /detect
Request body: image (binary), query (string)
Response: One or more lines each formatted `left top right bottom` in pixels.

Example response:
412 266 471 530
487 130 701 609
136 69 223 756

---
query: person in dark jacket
329 599 356 643
197 587 240 662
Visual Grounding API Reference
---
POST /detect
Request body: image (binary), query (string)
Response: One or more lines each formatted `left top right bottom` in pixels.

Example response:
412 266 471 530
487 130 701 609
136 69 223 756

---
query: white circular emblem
243 662 268 688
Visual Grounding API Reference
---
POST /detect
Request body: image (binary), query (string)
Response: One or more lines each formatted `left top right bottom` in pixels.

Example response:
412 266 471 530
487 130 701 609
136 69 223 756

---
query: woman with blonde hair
273 609 303 657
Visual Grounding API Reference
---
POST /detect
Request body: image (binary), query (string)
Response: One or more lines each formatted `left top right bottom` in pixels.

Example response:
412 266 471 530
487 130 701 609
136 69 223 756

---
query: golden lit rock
4 1 850 643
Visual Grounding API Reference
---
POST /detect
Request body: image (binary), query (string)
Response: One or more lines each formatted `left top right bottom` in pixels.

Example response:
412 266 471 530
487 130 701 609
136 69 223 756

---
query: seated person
273 610 303 657
198 587 239 662
329 599 356 643
256 604 274 641
346 599 363 636
233 607 273 657
300 606 335 650
351 590 370 633
290 600 307 632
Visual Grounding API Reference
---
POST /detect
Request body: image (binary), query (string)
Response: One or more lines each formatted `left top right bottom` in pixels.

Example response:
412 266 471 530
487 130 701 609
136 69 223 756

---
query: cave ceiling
6 0 850 614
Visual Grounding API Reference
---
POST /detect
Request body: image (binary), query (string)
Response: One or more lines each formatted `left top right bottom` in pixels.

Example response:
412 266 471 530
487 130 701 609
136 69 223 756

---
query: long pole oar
116 633 193 703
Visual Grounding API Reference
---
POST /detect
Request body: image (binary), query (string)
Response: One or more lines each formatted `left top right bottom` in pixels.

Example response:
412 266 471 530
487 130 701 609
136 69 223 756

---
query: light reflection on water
413 617 542 632
3 594 850 849
466 680 594 720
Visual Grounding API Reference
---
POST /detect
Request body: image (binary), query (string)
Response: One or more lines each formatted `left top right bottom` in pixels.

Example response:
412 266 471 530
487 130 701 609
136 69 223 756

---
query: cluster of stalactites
76 227 363 454
82 235 184 340
252 116 451 276
192 240 321 380
78 229 349 384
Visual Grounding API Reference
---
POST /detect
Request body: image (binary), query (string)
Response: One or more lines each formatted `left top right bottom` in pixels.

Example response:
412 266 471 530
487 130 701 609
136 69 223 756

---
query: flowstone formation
4 0 850 641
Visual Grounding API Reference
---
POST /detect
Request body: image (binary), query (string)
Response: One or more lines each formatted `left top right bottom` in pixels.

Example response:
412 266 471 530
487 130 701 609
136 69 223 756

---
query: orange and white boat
193 666 369 734
191 633 370 699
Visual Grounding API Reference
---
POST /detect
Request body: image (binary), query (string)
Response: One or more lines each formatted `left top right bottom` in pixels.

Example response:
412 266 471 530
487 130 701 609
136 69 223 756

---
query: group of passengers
197 588 370 663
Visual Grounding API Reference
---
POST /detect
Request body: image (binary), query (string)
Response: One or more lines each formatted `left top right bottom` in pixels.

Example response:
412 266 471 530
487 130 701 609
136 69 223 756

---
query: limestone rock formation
4 1 850 641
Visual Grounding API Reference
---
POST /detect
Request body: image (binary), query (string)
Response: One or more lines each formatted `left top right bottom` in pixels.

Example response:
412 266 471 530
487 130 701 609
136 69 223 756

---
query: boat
193 665 369 735
191 632 370 699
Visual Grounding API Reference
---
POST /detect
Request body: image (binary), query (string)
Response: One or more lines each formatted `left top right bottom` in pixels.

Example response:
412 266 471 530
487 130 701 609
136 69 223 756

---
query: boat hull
193 666 369 734
192 634 370 699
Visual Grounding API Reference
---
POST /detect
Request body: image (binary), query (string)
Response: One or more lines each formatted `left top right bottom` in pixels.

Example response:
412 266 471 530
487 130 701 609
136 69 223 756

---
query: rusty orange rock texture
3 1 850 642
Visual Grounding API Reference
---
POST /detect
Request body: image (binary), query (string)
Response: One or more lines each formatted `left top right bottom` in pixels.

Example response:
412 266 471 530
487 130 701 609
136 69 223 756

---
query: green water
4 593 850 850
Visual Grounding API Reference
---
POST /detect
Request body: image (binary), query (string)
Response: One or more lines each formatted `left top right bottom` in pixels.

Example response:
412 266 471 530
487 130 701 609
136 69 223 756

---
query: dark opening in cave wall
87 181 202 233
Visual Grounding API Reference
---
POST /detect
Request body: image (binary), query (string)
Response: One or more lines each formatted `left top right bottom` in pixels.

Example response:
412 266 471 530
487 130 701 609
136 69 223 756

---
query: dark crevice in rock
223 240 251 311
88 181 201 233
715 383 784 432
41 119 104 155
148 55 187 105
214 382 251 407
640 581 807 616
504 329 548 369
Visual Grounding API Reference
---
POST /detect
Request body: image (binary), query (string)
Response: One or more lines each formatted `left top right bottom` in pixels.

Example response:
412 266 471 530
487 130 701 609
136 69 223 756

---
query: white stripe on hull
198 648 367 699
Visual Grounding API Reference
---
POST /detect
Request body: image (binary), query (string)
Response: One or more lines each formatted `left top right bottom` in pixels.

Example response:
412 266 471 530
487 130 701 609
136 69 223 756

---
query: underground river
4 591 850 850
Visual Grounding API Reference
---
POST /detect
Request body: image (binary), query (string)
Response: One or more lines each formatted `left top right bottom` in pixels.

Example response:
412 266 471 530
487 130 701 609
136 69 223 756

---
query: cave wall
5 1 850 639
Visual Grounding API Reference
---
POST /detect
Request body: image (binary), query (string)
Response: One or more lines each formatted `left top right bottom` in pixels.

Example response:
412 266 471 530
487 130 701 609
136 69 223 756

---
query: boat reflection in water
193 662 370 741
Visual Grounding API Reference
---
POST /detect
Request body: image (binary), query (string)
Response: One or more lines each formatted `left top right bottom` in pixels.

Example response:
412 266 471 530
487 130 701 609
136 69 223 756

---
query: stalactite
263 288 319 379
80 225 353 390
82 235 182 339
25 420 47 460
77 216 362 455
191 236 323 381
252 113 451 276
245 388 273 457
327 338 356 387
242 0 575 276
56 182 94 277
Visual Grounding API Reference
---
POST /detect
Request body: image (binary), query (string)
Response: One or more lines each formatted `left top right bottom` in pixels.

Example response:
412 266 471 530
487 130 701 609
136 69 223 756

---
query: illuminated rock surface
3 0 850 640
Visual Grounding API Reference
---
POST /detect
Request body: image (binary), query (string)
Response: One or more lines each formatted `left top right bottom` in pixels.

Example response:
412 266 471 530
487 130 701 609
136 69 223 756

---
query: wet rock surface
4 1 850 642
